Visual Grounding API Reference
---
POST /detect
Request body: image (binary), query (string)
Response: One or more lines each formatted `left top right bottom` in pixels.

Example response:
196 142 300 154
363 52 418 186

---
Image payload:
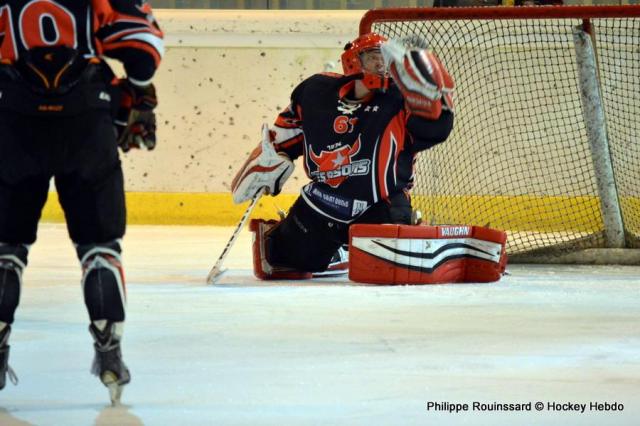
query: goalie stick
206 190 264 284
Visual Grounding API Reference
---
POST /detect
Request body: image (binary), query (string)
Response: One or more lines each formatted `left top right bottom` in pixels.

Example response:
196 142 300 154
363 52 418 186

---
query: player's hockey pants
0 108 125 323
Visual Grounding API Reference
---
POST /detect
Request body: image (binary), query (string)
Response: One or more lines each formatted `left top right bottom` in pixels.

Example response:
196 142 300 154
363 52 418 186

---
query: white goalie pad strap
231 124 295 204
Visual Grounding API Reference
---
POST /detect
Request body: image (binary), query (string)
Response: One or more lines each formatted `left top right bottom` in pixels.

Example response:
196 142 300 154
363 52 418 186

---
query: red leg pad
249 219 312 280
348 224 507 285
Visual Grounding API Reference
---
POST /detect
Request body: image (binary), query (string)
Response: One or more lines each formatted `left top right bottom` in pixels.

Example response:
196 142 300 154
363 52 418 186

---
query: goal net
360 5 640 261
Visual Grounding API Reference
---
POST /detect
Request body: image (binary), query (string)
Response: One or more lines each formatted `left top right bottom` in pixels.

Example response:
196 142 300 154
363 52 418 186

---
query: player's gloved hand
231 124 295 204
381 39 455 119
114 79 158 152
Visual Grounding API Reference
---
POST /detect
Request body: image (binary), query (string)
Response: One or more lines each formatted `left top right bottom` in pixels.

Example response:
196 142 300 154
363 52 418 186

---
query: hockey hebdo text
426 401 624 414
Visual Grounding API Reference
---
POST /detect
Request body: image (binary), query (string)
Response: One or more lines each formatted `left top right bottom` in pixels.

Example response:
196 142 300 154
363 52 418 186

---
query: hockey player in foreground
231 33 507 282
0 0 163 404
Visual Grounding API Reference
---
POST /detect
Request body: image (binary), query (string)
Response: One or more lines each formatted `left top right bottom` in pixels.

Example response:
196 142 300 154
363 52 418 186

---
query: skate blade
102 371 123 406
312 268 348 278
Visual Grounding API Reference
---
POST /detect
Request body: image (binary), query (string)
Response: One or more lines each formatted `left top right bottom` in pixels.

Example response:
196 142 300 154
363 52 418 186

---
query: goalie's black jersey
273 72 453 223
0 0 163 83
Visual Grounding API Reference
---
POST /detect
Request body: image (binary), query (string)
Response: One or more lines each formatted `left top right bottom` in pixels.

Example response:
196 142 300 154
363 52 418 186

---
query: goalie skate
89 322 130 405
312 246 349 277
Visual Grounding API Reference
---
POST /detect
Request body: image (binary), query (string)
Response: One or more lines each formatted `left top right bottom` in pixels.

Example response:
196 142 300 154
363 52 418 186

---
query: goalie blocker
349 224 507 284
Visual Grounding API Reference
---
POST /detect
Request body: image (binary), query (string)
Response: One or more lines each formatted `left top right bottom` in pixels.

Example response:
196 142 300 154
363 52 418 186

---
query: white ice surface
1 224 639 426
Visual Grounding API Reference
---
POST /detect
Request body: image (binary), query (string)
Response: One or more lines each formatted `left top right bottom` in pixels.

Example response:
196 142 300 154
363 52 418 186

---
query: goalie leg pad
348 224 507 285
249 219 312 280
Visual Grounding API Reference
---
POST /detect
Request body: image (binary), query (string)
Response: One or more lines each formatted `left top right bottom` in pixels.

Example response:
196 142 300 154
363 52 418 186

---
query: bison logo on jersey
309 136 371 187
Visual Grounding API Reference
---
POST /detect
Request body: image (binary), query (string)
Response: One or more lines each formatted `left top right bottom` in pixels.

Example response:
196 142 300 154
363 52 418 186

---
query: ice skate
0 325 18 390
312 245 349 278
89 321 130 405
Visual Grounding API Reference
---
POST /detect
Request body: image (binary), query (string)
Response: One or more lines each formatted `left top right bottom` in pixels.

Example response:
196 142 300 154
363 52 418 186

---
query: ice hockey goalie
349 224 507 284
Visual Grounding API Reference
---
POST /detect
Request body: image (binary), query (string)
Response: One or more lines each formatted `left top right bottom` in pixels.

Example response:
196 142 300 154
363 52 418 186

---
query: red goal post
360 5 640 263
360 5 640 31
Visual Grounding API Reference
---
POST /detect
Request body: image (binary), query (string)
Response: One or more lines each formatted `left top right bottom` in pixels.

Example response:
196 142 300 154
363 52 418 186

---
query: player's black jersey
0 0 163 83
273 73 453 223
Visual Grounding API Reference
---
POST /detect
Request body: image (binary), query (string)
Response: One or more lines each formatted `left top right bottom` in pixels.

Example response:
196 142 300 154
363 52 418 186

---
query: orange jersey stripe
103 40 161 66
377 114 406 200
278 134 304 150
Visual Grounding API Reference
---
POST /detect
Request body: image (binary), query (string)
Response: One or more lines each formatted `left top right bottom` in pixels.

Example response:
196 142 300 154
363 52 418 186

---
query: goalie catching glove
114 79 158 152
231 124 295 204
381 39 454 120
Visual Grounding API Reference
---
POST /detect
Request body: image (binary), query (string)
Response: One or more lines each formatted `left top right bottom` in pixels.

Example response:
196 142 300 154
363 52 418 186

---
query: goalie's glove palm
381 39 455 119
231 124 295 204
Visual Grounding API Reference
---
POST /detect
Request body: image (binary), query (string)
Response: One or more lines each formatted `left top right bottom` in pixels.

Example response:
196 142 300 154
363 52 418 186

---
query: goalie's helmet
341 32 387 76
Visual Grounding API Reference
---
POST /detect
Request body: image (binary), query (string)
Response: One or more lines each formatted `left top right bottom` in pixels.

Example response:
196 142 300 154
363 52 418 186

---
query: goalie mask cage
361 5 640 263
